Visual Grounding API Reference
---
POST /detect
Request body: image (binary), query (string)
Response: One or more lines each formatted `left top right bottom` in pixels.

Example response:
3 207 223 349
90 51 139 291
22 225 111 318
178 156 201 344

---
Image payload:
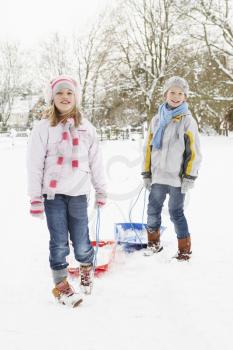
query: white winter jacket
27 117 106 199
142 112 202 187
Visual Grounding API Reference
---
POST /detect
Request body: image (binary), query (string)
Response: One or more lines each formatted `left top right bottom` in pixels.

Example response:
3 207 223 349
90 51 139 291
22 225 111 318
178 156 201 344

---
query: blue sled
114 222 166 253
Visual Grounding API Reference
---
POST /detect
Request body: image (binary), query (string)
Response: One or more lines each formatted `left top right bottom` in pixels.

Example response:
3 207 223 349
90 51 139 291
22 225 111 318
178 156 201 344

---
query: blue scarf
151 102 189 149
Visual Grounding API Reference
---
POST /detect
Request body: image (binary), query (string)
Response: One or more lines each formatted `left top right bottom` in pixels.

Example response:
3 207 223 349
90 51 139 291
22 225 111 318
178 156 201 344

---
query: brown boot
175 237 192 261
144 228 163 256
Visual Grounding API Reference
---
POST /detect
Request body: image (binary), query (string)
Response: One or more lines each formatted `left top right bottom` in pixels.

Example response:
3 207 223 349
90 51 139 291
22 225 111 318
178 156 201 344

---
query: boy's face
165 86 186 108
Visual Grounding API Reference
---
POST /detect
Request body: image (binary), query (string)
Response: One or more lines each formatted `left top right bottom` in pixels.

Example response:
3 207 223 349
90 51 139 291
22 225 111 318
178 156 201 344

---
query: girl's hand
30 197 44 219
95 193 107 208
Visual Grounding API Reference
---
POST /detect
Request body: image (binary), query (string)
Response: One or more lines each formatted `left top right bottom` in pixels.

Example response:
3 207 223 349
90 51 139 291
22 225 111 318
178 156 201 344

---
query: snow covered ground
0 134 233 350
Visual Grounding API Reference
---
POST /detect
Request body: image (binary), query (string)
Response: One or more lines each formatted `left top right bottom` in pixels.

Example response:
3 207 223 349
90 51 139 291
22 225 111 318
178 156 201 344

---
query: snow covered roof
11 95 39 114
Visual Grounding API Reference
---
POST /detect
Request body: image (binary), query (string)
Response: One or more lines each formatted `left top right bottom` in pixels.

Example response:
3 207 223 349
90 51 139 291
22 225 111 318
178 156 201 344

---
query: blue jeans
44 194 94 271
147 184 190 239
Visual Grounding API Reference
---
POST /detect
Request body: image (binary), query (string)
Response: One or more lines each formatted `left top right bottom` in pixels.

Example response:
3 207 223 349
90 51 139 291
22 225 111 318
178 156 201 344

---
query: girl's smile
54 88 75 113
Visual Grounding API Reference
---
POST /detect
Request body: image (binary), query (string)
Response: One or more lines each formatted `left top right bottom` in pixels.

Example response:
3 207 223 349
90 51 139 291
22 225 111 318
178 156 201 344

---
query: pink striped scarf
47 118 79 200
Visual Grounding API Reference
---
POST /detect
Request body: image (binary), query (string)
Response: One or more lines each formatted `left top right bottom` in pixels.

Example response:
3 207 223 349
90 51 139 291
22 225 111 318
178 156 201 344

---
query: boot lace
57 280 74 296
80 265 93 286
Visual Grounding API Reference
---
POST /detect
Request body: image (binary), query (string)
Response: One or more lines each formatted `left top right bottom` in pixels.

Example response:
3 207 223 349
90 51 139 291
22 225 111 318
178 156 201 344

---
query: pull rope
142 186 147 224
128 186 148 247
93 207 100 272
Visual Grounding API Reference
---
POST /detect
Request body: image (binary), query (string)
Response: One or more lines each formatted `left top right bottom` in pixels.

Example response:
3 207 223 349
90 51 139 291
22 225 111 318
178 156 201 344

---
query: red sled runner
68 240 116 278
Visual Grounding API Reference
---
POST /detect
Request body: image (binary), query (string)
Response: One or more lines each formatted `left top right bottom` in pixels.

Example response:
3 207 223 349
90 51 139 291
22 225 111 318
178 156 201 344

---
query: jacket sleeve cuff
183 174 197 180
141 171 152 179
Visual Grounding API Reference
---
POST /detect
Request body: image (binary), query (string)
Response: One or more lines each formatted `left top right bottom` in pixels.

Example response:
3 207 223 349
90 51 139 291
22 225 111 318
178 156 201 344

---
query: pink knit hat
47 75 80 105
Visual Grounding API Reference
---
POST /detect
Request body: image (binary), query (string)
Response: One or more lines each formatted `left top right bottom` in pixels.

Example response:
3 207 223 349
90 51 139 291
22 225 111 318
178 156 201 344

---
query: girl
142 76 202 260
27 75 107 307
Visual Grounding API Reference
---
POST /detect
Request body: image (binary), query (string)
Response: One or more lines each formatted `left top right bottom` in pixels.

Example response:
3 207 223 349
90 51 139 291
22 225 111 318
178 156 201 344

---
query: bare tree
39 33 72 81
110 0 192 120
110 0 193 121
72 16 112 119
0 42 24 130
188 0 233 83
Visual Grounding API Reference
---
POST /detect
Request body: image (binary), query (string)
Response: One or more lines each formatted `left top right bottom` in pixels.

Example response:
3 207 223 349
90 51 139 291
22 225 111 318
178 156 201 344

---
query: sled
68 240 116 277
114 222 165 253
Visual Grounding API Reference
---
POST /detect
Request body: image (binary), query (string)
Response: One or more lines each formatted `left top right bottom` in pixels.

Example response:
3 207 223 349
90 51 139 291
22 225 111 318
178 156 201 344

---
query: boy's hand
143 177 152 191
181 178 195 194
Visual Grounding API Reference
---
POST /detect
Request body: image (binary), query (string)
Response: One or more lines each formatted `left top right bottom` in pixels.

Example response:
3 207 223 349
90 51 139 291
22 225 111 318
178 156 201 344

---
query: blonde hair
45 104 82 127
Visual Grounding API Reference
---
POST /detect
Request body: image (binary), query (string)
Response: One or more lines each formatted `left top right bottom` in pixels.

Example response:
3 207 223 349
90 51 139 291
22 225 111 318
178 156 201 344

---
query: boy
142 76 202 260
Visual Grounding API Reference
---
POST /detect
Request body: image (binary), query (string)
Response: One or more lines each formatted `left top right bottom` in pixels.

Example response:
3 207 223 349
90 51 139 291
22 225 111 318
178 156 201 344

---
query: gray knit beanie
163 76 189 97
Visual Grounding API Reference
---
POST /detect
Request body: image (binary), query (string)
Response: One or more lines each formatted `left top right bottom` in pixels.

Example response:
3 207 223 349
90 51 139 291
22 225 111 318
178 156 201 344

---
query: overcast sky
0 0 113 46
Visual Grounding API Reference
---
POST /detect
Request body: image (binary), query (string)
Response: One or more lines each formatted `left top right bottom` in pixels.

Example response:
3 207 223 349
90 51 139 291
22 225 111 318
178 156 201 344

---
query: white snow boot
52 279 83 308
80 264 94 295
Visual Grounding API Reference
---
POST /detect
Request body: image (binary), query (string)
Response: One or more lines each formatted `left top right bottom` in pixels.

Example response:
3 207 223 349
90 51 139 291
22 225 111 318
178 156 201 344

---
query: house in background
7 95 39 129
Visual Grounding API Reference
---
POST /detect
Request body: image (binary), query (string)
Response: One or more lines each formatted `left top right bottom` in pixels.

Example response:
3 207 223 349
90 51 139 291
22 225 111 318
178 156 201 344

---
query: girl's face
53 88 76 114
165 86 186 108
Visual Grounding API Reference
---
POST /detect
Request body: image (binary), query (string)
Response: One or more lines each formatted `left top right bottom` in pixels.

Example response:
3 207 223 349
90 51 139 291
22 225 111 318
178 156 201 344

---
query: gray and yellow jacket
142 112 202 187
